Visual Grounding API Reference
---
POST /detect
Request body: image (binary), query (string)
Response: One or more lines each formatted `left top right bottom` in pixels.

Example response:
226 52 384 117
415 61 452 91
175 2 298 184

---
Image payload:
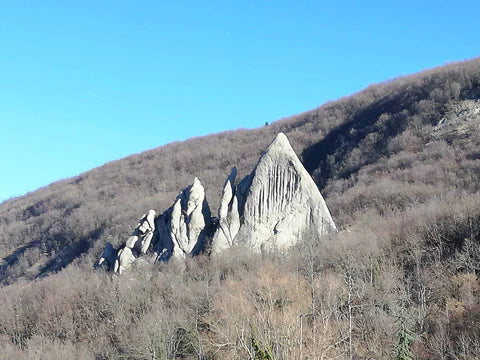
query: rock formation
98 210 156 274
125 209 156 255
210 167 241 253
211 132 336 252
113 246 135 275
154 177 212 260
97 242 116 271
432 99 480 142
96 132 336 274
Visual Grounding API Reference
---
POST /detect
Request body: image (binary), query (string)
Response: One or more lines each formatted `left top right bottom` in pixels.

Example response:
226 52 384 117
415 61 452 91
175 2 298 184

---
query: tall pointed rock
155 177 213 259
211 168 240 252
212 132 336 252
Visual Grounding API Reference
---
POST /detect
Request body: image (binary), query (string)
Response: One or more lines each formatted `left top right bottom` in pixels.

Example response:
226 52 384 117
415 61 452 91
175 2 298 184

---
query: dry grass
1 57 480 358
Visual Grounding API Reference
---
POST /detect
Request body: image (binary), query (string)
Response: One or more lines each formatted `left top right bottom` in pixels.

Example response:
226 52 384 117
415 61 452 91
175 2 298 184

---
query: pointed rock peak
234 132 337 251
225 167 237 186
270 132 289 148
147 209 156 217
97 208 158 274
212 168 241 252
187 177 207 215
192 176 201 187
263 132 294 155
250 133 300 171
154 176 213 260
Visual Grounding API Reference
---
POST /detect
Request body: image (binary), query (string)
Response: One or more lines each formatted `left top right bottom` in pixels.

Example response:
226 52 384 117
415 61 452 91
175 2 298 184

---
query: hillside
1 57 480 358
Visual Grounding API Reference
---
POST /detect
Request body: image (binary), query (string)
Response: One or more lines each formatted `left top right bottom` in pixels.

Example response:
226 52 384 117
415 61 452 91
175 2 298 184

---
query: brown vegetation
1 57 480 358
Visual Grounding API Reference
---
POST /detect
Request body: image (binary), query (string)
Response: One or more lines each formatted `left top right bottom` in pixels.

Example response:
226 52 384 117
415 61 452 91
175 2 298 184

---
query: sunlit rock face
210 167 241 253
97 132 336 273
155 177 213 260
114 246 135 275
98 210 157 274
212 132 336 252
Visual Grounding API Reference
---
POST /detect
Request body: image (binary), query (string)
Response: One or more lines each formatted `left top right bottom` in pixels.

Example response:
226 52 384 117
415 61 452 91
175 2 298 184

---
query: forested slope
1 58 480 284
1 57 480 358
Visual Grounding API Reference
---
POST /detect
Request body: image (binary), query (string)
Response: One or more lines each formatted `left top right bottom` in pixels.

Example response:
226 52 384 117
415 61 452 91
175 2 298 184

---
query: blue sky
1 0 479 202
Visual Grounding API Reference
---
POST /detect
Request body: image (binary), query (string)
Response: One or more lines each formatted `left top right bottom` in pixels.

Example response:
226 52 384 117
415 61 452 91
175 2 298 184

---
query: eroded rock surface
155 177 212 260
211 168 241 252
114 246 135 275
97 132 337 273
98 209 157 274
212 132 336 252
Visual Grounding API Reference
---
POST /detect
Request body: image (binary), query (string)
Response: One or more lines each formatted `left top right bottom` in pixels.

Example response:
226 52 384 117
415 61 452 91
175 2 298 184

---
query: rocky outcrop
154 177 213 260
97 132 336 273
113 246 135 275
98 210 156 274
432 99 480 142
211 168 241 253
126 209 156 255
211 132 336 252
97 242 116 271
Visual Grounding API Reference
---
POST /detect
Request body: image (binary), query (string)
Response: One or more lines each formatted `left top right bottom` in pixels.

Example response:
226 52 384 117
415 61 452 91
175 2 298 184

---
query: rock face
211 132 336 252
155 177 212 260
211 168 241 253
114 246 135 275
98 210 156 274
432 99 480 141
96 132 336 273
126 209 156 255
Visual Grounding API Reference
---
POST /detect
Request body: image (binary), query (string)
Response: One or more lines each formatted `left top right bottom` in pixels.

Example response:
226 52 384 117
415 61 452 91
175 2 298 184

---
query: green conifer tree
394 305 415 360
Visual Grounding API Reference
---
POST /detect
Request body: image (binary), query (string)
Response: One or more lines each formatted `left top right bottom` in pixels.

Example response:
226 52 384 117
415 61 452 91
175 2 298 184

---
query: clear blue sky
1 1 479 202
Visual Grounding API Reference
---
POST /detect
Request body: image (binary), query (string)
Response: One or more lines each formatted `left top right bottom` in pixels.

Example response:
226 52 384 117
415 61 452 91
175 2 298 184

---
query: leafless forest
1 58 480 359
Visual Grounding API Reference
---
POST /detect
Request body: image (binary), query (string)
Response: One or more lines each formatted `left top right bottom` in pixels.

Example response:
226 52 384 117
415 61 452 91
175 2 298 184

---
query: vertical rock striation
211 168 240 252
97 132 336 273
155 177 213 260
211 132 336 252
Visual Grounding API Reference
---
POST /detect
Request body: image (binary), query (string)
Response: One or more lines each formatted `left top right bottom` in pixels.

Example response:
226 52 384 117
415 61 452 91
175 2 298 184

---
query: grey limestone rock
136 209 156 254
155 177 212 260
211 168 241 252
97 132 336 273
432 99 480 142
114 246 135 275
211 132 336 252
99 209 157 274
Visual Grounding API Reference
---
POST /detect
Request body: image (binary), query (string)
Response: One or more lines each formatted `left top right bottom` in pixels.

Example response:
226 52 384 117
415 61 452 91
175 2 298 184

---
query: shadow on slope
303 91 428 189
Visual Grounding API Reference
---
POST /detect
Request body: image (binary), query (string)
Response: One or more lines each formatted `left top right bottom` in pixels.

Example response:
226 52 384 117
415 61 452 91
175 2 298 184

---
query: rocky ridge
432 99 480 142
97 133 336 273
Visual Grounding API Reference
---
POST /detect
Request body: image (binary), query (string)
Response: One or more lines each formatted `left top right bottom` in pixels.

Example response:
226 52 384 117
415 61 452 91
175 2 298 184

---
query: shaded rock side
155 177 213 260
98 209 156 274
211 168 240 252
96 242 116 271
212 132 336 252
97 133 335 272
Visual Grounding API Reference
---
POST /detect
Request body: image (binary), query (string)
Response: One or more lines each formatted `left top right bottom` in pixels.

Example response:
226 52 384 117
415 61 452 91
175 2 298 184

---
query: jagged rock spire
97 132 336 273
155 177 212 260
212 132 336 252
97 209 157 274
211 167 240 252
